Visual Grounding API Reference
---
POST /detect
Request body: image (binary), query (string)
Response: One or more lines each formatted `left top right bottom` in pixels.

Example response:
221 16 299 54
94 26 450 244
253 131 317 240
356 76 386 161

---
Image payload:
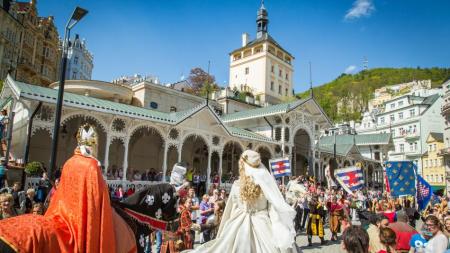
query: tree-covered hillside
297 67 450 122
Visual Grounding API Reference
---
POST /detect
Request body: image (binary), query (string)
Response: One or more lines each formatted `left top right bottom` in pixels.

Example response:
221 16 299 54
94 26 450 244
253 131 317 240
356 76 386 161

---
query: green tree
297 67 450 122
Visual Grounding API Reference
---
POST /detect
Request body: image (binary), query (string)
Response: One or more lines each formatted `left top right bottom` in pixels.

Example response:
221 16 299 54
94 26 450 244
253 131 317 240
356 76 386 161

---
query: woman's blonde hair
239 159 261 203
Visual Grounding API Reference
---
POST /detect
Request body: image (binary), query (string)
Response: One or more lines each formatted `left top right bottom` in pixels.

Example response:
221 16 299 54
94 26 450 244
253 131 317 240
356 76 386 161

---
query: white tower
228 1 294 105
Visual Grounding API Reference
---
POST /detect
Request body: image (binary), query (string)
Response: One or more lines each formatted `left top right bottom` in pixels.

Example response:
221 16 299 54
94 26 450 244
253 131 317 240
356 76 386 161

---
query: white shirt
425 232 448 253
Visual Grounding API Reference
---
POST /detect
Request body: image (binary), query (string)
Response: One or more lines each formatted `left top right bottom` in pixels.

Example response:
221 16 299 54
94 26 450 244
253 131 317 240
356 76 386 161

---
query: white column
122 137 129 181
178 144 182 163
219 152 223 185
207 150 212 190
103 135 111 174
162 143 169 182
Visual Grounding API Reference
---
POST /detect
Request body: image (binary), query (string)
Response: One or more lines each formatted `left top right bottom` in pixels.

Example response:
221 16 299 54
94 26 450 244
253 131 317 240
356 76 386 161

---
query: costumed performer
183 149 297 253
327 195 343 241
0 124 136 253
306 196 326 246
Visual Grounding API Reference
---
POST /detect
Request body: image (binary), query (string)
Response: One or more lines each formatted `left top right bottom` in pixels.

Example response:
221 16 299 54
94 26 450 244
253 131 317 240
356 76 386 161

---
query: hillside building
422 132 446 192
440 79 450 193
356 92 444 175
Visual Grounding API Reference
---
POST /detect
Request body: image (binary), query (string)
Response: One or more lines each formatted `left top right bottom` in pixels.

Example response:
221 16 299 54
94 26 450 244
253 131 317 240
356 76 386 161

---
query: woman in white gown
186 150 297 253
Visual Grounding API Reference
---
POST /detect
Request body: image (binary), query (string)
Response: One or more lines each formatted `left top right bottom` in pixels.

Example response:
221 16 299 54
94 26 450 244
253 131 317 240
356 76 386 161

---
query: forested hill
297 67 450 123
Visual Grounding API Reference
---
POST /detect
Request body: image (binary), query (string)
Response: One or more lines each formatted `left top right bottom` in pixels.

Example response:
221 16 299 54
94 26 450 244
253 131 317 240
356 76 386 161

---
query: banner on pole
269 157 291 178
384 161 416 197
334 166 365 194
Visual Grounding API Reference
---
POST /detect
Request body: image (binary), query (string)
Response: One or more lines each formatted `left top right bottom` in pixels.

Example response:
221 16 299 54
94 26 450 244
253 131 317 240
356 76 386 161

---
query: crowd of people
4 159 450 253
0 176 53 220
282 175 450 253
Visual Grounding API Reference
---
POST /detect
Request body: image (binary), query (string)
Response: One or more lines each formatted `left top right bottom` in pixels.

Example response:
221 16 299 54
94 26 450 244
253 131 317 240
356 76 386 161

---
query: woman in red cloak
0 124 136 253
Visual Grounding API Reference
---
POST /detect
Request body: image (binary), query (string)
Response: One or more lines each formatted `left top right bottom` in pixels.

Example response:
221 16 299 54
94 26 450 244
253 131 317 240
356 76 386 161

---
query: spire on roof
256 0 268 39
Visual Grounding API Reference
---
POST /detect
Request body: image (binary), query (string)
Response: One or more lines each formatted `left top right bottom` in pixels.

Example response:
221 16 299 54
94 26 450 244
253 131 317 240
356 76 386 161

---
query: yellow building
14 0 60 86
423 132 446 191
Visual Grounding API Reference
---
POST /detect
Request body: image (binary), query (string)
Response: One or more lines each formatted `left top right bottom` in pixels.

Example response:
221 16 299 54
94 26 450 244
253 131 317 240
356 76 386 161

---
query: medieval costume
306 198 325 246
184 150 297 253
0 124 136 253
327 199 343 241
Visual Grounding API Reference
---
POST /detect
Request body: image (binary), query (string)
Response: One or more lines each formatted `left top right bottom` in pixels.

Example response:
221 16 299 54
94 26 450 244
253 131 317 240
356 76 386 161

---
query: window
441 175 444 183
390 103 395 109
435 159 438 167
285 73 289 80
398 101 404 107
270 81 274 91
72 71 77 79
398 112 403 119
170 106 177 112
409 143 414 151
425 160 428 168
433 144 437 151
409 109 415 117
271 65 274 73
285 88 288 96
74 56 79 65
380 117 385 124
400 144 404 152
390 114 395 122
245 67 249 75
278 85 282 95
279 69 282 77
414 142 418 151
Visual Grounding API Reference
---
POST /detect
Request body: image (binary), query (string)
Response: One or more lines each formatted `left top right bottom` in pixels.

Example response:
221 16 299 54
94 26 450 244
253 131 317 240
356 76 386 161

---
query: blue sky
38 0 450 93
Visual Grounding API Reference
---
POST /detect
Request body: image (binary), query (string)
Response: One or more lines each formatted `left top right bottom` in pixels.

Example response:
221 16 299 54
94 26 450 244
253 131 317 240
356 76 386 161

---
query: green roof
318 144 355 156
319 133 392 146
12 79 179 124
6 76 276 144
221 98 308 122
227 126 276 144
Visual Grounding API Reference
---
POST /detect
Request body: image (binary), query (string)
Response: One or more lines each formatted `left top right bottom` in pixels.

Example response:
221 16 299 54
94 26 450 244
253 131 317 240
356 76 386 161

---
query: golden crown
76 123 97 147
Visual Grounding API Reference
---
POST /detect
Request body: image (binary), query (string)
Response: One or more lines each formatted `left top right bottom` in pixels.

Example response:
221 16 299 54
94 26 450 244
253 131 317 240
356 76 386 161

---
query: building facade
228 2 294 105
0 1 22 80
440 79 450 193
14 0 59 86
422 132 446 192
65 34 93 80
357 92 444 175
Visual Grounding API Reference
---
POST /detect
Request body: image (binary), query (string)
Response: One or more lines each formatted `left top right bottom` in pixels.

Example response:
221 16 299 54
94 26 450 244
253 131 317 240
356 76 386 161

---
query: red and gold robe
0 152 136 253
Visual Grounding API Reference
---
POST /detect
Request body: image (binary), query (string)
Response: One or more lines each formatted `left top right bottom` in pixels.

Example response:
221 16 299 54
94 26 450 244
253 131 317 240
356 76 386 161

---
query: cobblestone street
294 229 344 253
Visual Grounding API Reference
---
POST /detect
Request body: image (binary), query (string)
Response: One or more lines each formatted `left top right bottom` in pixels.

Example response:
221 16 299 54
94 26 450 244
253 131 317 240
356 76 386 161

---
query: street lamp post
48 7 88 181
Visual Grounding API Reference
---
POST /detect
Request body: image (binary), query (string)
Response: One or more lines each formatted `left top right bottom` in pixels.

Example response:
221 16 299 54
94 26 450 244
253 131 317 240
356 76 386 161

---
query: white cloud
345 0 375 20
344 65 357 74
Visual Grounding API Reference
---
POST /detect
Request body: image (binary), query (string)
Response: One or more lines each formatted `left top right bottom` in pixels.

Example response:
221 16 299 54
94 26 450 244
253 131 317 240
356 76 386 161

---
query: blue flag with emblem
384 161 416 197
416 174 432 211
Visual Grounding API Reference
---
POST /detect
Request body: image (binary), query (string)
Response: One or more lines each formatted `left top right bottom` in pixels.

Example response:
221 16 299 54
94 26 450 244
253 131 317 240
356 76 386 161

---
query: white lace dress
186 167 297 253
